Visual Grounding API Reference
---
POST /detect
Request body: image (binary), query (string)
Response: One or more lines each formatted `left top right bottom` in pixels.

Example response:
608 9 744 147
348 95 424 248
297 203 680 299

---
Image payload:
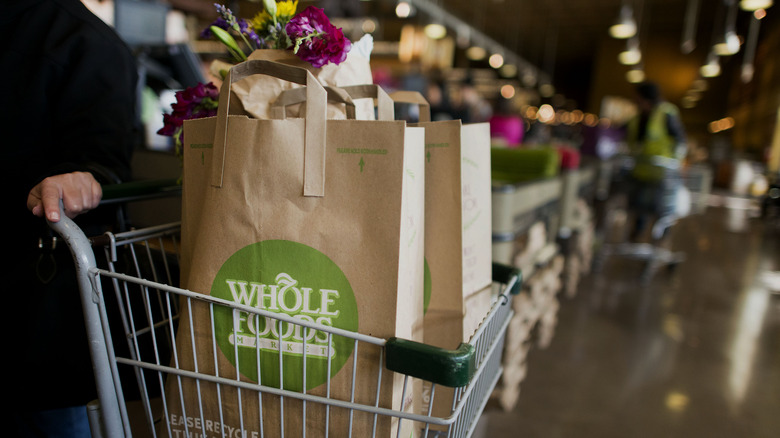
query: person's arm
23 5 139 221
27 172 103 222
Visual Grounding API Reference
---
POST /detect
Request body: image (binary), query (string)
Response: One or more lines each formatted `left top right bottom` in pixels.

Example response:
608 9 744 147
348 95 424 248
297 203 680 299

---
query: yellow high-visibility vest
628 101 681 182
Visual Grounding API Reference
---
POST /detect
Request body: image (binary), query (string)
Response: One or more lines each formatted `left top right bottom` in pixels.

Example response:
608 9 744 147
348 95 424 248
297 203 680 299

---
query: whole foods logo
212 240 358 392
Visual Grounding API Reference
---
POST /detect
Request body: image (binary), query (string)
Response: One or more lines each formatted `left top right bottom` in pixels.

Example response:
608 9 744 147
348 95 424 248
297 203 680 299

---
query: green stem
293 31 326 54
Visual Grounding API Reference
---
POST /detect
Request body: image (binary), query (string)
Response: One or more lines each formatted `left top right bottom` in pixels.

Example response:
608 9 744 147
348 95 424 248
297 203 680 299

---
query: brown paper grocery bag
169 60 425 438
391 91 493 426
229 49 375 120
390 91 492 310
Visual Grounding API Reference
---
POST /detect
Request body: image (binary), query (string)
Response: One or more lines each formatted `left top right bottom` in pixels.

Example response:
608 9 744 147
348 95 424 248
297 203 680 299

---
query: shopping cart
593 156 687 284
47 181 522 438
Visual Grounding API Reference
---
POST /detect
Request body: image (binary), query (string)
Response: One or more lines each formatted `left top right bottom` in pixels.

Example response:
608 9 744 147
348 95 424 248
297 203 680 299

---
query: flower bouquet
158 1 374 157
203 1 352 68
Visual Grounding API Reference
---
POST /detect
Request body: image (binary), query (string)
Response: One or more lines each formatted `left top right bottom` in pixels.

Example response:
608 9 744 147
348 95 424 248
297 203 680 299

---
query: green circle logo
211 240 358 391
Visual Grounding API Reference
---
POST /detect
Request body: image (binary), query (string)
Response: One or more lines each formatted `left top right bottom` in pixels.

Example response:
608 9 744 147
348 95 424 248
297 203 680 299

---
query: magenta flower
285 6 351 68
158 82 219 157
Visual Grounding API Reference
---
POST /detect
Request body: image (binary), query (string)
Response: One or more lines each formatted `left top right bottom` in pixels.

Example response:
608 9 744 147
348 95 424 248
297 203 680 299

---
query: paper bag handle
270 86 357 120
213 60 327 197
271 84 394 121
339 85 395 121
388 90 431 122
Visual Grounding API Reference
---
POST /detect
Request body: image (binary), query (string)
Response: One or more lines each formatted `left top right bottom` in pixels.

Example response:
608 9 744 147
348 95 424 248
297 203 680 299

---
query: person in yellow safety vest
625 81 687 242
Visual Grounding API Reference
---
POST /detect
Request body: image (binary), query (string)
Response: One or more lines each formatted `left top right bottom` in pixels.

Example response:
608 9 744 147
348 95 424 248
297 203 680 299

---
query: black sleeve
1 0 141 244
2 0 140 194
45 16 140 185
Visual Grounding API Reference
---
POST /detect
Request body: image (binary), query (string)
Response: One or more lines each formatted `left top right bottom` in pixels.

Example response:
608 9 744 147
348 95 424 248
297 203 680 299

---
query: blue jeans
14 406 91 438
628 175 680 241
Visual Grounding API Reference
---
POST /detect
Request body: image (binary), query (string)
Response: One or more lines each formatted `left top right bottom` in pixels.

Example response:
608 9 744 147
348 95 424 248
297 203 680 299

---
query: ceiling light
395 1 412 18
713 30 740 55
537 104 555 123
626 67 645 83
539 83 555 98
739 0 773 10
489 53 504 69
466 46 486 60
686 89 702 101
361 19 377 34
618 39 642 65
714 0 741 56
500 84 516 99
700 52 721 77
691 78 708 91
521 70 537 87
500 64 518 77
609 5 638 39
456 24 471 48
424 23 447 39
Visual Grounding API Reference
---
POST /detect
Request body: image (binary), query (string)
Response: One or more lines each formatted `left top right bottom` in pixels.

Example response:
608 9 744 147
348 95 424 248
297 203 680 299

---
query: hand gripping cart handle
47 180 522 438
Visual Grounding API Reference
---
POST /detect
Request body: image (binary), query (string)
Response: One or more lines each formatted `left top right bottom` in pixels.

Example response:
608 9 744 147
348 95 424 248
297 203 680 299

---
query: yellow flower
251 0 298 31
276 0 298 19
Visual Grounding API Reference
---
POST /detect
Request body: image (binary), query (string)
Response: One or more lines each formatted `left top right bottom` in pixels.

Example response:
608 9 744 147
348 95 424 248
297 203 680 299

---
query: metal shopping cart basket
48 181 521 438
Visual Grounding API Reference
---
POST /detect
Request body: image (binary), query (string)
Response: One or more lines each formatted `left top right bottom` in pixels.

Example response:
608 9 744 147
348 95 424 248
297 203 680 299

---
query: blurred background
86 0 780 195
80 1 779 437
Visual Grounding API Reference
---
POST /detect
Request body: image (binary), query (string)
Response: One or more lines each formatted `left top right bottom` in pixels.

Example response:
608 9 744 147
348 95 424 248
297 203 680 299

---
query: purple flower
158 83 219 155
285 6 351 68
200 17 230 39
200 4 260 53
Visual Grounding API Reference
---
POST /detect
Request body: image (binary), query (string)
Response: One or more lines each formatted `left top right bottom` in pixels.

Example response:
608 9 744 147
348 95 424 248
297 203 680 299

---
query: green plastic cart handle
386 263 521 387
385 338 476 388
100 179 182 204
492 262 523 295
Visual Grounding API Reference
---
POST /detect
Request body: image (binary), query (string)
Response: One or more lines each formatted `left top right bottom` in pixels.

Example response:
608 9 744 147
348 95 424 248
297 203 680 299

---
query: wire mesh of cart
48 182 521 438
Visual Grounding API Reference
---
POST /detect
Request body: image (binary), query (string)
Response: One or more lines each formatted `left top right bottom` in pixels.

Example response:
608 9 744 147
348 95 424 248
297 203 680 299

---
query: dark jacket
1 0 139 409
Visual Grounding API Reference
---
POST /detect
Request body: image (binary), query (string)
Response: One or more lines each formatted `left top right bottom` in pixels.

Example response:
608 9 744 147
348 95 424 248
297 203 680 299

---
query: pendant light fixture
681 0 701 53
626 64 646 83
609 1 638 39
489 52 505 69
423 0 447 39
713 0 741 56
700 51 721 77
739 0 773 10
741 9 765 82
424 22 447 39
619 37 642 65
395 1 414 18
466 45 487 61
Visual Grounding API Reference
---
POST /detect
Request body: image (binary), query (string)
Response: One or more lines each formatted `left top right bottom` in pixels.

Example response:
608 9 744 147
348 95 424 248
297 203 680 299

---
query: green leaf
210 25 246 61
263 0 277 18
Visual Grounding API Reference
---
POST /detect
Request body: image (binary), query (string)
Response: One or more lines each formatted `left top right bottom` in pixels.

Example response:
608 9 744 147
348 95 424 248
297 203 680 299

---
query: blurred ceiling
357 1 774 110
176 0 778 137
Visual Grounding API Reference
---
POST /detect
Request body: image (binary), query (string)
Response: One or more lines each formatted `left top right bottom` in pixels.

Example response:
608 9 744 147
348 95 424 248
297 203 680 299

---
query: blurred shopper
625 81 687 241
450 74 492 123
426 76 456 121
1 0 139 436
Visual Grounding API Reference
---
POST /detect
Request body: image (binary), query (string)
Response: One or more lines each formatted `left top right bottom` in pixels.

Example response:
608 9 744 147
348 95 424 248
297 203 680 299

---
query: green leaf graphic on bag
212 240 358 391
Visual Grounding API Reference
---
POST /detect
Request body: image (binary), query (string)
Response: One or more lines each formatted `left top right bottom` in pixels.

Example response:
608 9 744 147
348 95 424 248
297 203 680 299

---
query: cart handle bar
385 262 521 387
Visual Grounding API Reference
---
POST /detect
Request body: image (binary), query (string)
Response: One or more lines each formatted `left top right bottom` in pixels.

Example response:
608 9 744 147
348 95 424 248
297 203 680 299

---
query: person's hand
27 172 103 222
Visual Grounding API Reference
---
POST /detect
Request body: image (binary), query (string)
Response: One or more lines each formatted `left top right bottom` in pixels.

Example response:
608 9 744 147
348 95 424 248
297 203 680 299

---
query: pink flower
285 6 351 68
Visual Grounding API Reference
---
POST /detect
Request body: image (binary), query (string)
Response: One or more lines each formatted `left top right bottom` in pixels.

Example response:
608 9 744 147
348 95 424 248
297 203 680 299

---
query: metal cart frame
48 181 521 438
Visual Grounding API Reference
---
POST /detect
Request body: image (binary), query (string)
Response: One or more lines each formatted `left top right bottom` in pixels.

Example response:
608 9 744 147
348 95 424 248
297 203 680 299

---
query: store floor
477 194 780 437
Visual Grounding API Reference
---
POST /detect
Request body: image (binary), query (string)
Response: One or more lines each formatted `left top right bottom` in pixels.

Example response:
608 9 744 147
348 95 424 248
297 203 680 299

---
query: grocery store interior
77 0 778 436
